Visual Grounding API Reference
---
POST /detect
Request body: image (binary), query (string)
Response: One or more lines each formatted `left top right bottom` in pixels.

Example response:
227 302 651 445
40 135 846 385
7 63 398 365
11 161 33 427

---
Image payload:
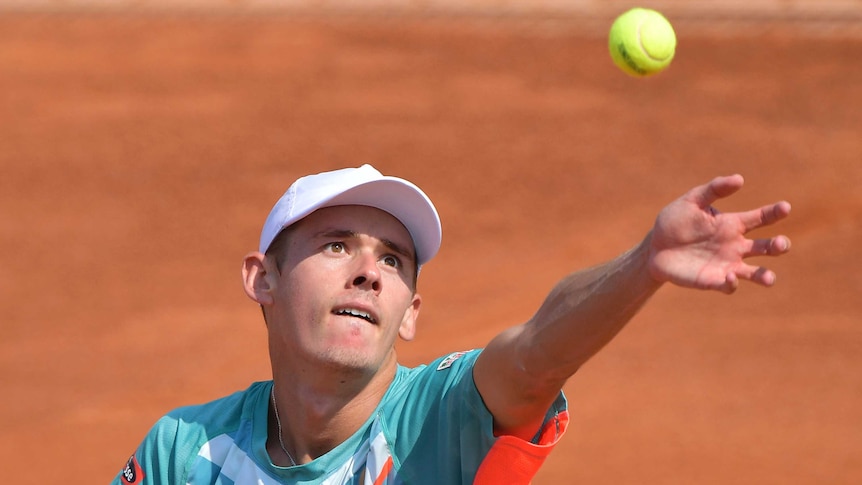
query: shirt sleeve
388 349 568 484
108 414 189 485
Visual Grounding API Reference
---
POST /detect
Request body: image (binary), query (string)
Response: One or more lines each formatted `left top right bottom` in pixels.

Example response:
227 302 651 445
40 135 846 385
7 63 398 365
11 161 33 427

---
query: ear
398 292 422 342
242 251 274 305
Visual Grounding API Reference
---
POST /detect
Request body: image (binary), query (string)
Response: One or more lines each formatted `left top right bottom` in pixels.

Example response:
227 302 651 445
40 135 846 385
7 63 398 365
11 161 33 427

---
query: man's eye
382 255 400 268
326 242 345 253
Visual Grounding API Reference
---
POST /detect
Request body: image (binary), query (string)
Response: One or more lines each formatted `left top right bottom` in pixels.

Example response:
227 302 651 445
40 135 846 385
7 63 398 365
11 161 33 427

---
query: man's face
264 205 421 377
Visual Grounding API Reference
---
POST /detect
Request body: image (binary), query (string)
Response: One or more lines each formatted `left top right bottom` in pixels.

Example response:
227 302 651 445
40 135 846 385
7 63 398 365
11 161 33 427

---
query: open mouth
334 308 377 324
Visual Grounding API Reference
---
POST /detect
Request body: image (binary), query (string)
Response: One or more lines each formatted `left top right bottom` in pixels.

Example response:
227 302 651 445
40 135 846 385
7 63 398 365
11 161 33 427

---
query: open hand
648 174 792 294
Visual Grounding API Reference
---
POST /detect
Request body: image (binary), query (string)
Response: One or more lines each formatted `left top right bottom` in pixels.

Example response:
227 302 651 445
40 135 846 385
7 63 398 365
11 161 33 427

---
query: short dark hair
264 226 294 273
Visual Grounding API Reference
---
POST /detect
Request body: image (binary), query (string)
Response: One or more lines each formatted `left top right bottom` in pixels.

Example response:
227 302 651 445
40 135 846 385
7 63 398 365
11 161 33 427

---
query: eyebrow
317 229 415 261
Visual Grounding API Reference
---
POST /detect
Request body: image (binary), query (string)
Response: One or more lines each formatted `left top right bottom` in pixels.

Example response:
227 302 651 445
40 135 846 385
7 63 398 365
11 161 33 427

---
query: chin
317 347 378 374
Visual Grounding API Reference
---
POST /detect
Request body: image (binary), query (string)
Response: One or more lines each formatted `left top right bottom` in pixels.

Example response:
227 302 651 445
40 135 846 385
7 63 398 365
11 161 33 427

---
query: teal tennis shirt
113 350 568 485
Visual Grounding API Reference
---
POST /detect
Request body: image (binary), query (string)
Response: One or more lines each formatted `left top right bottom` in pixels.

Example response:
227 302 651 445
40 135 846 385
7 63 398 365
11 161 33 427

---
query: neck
268 356 398 464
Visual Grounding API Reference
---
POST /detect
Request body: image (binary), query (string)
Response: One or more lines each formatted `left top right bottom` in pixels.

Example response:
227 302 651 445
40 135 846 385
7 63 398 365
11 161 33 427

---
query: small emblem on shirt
437 350 470 371
121 454 145 484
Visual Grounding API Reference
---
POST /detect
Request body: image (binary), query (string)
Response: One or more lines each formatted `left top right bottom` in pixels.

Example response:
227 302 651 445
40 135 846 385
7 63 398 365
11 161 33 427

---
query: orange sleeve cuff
473 409 570 484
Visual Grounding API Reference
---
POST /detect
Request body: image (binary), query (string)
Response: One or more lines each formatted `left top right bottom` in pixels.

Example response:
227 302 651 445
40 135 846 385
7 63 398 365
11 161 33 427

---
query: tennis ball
609 8 676 77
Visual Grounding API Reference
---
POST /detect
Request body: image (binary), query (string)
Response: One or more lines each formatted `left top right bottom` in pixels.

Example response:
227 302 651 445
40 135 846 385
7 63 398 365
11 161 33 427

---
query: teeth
337 309 374 323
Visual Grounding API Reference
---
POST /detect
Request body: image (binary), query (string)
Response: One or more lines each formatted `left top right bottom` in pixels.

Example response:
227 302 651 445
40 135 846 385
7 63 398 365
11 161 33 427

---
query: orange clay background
1 7 860 484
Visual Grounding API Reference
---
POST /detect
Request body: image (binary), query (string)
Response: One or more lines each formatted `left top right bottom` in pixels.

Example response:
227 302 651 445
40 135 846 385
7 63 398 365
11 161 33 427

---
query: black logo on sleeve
121 454 145 484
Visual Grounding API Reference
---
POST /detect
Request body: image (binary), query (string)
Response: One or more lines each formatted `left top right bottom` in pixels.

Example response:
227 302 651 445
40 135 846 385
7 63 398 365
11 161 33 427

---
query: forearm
518 235 662 385
475 235 663 437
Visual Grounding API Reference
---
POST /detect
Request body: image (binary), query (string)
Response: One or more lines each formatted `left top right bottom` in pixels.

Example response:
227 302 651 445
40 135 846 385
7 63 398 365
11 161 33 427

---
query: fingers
672 174 792 294
717 234 790 293
738 201 792 233
692 174 745 208
745 235 792 257
690 177 792 235
733 264 778 288
713 264 777 294
719 273 739 294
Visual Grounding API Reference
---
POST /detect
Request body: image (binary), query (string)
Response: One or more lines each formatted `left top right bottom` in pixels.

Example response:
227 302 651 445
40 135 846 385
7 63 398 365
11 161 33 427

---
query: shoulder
118 381 271 484
166 381 268 427
113 381 272 484
383 349 485 418
398 349 482 386
433 349 479 371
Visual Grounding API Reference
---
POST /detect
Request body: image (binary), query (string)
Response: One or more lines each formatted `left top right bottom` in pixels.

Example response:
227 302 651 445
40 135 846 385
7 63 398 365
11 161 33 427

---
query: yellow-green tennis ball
609 8 676 77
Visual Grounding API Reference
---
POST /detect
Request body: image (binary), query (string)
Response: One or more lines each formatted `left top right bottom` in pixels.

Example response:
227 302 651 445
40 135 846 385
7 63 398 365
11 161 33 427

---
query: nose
350 252 381 293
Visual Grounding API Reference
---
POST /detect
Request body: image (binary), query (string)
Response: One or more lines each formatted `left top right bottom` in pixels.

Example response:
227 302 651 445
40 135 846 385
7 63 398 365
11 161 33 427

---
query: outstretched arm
473 174 791 440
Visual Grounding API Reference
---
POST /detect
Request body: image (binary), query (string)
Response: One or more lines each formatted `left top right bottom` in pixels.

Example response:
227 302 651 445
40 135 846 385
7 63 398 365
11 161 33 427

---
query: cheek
271 272 322 332
282 258 333 297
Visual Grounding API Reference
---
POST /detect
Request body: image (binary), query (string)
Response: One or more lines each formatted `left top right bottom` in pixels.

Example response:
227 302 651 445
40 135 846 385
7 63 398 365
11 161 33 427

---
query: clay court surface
1 7 860 484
